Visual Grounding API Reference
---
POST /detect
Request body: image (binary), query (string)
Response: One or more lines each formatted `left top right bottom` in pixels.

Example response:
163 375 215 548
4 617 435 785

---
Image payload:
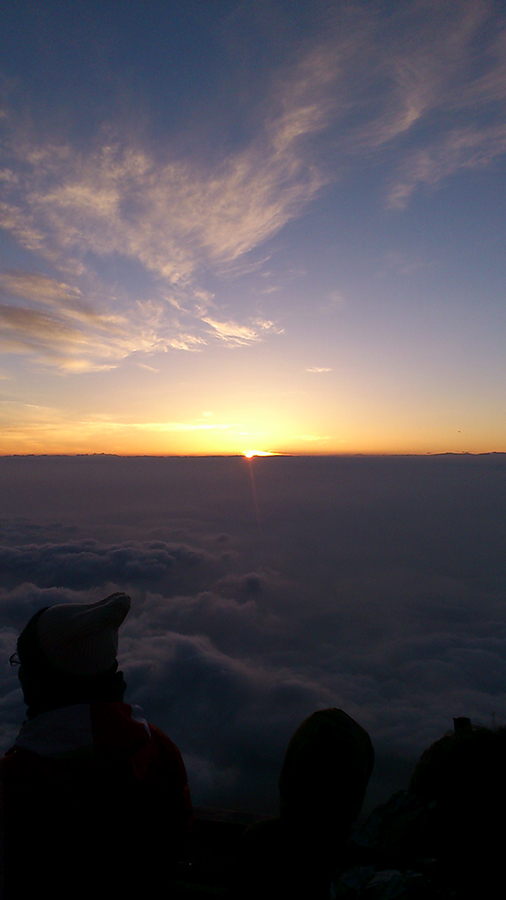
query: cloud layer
2 455 505 813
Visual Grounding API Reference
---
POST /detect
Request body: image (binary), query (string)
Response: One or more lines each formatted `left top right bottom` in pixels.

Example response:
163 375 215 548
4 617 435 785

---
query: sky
2 454 506 814
2 0 506 456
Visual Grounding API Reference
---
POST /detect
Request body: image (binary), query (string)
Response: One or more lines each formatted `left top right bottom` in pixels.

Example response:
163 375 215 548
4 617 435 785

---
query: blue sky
2 0 506 454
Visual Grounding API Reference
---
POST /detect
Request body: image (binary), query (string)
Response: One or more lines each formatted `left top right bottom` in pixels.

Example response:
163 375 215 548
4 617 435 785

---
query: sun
243 449 275 458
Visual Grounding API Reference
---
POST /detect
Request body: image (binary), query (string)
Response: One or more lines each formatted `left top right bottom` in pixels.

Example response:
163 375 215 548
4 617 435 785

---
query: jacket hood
279 708 374 831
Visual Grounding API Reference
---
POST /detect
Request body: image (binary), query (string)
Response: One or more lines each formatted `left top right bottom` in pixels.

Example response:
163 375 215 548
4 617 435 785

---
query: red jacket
0 702 192 898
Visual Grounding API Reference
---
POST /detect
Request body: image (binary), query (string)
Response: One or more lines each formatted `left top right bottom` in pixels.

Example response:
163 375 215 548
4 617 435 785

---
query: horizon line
1 451 506 460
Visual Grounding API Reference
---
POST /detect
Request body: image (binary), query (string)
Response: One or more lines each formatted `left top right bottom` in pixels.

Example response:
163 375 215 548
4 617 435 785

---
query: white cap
36 593 131 676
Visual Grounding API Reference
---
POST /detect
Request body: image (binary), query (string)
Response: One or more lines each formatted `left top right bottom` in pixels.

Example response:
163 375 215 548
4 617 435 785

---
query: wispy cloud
2 0 506 378
2 272 87 313
135 362 160 373
359 2 506 207
387 122 506 209
296 433 330 442
1 39 337 287
307 1 506 208
0 274 206 372
306 366 332 373
343 2 488 150
0 41 336 371
203 317 283 346
0 305 123 372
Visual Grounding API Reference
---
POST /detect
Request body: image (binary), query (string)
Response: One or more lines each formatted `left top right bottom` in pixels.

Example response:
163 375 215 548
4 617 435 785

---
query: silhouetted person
335 717 506 898
0 593 192 900
409 717 506 898
238 708 374 899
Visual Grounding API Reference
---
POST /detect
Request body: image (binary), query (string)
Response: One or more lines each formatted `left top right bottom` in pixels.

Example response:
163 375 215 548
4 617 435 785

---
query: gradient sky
2 0 506 455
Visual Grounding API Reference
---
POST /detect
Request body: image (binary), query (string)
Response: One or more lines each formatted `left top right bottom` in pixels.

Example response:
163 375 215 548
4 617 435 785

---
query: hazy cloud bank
1 455 506 813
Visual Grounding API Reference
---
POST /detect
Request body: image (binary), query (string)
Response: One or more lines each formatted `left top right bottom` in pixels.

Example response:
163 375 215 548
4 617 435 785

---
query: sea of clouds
2 455 506 815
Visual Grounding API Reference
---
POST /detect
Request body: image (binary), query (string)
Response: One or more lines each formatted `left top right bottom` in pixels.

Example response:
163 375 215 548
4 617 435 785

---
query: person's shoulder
0 745 35 771
148 723 184 760
146 724 190 788
145 723 193 825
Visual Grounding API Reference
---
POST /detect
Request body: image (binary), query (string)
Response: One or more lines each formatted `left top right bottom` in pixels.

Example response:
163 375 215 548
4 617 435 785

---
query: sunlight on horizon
244 450 276 458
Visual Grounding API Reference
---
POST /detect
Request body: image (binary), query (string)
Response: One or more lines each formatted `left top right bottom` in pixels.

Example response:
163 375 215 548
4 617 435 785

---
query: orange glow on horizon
2 404 505 457
244 450 276 458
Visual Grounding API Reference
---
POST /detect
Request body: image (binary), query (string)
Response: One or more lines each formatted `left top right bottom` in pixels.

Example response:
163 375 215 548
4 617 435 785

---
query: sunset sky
2 0 506 455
